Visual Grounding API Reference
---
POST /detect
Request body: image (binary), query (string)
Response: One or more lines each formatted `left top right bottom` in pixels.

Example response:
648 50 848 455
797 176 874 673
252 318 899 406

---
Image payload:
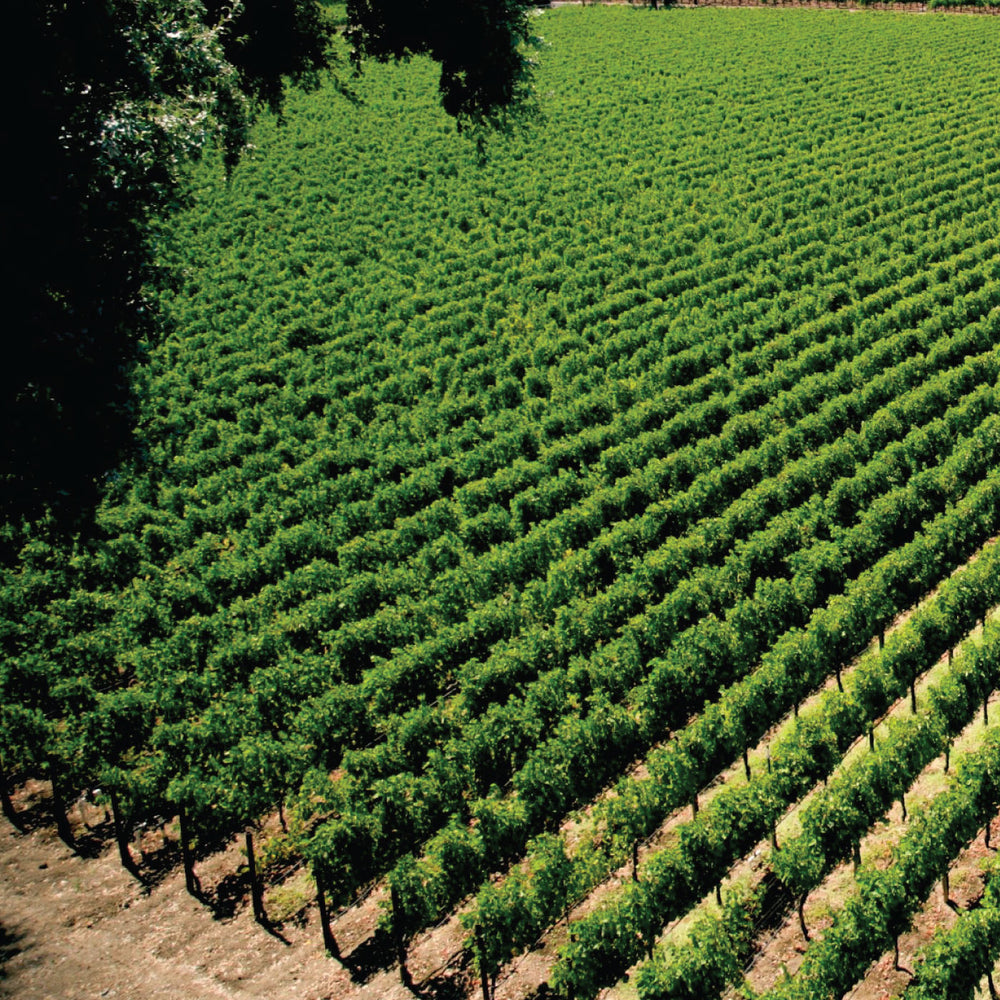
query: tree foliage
4 0 535 519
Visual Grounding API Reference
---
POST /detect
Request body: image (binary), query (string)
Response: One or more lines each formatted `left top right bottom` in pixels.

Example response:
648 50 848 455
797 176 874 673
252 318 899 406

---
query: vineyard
7 6 1000 999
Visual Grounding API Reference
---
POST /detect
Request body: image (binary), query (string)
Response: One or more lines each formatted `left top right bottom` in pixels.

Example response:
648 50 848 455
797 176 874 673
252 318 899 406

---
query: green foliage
635 881 763 1000
764 728 1000 1000
7 9 1000 996
903 858 1000 1000
9 0 535 517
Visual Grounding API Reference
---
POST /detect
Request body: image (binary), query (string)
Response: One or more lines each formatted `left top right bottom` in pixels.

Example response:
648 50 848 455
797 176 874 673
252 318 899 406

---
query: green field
8 7 1000 997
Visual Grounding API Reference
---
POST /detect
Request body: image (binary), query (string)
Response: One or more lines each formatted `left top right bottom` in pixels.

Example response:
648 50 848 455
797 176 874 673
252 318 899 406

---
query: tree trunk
835 661 843 693
852 841 861 876
942 870 950 905
893 936 901 971
900 792 907 822
910 677 917 714
798 893 810 941
879 630 885 650
0 751 21 830
985 694 990 726
691 792 698 819
178 807 199 897
869 726 875 752
47 755 74 848
632 839 639 882
246 830 265 924
987 969 998 1000
315 872 340 958
109 789 138 875
948 646 953 665
715 882 722 906
770 818 779 852
945 745 951 774
278 800 288 833
987 820 993 851
743 747 751 781
390 882 412 988
766 747 772 774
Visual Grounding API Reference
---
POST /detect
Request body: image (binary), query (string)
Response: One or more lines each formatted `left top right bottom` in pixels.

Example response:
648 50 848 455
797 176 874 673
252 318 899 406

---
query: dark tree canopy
3 0 536 524
345 0 538 123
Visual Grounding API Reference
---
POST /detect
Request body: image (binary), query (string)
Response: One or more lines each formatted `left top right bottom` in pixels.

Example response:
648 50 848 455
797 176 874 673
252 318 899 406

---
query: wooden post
632 839 639 882
178 807 199 897
246 830 265 924
770 817 779 852
743 747 751 781
910 677 917 714
942 870 951 905
987 820 993 851
389 882 412 988
109 789 138 874
476 926 491 1000
314 872 340 958
798 893 810 941
853 841 861 876
879 631 885 650
945 745 951 774
691 792 699 819
869 726 875 752
985 694 990 727
47 755 74 848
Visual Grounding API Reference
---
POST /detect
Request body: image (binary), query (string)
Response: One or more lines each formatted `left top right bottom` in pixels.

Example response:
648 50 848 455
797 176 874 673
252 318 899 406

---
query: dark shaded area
2 3 150 525
60 818 105 860
3 0 534 530
0 923 24 978
205 0 332 118
343 926 397 983
336 927 474 997
1 781 70 836
132 838 185 892
202 868 255 920
412 949 474 1000
345 0 536 128
747 870 795 968
0 2 327 528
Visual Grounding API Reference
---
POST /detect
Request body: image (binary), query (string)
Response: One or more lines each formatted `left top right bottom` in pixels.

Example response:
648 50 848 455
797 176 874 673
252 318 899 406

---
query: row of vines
6 7 1000 998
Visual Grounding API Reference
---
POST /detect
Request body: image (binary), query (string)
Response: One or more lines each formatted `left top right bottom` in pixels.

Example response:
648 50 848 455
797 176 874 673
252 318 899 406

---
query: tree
4 0 537 522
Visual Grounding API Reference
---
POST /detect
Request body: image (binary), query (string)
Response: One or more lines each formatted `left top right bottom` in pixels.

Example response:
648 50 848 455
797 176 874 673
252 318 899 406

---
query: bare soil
0 782 349 1000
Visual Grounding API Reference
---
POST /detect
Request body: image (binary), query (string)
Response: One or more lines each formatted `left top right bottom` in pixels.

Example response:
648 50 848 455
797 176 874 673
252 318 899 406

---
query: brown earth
0 782 351 1000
